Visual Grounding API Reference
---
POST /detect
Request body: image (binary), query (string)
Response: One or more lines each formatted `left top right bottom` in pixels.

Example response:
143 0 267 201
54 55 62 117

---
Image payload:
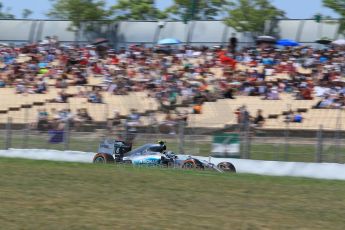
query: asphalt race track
0 149 94 163
1 149 345 181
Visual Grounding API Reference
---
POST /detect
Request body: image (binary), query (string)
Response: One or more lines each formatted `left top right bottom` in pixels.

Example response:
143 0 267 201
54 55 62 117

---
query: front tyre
217 162 236 173
93 153 115 164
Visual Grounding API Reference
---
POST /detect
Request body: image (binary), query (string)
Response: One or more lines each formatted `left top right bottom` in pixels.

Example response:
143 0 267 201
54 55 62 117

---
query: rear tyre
182 160 196 169
217 162 236 173
93 153 114 164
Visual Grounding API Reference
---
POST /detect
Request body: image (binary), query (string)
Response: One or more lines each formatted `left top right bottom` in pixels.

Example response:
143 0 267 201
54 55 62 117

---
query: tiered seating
187 94 339 130
103 91 159 116
188 100 234 128
1 86 344 131
0 88 160 124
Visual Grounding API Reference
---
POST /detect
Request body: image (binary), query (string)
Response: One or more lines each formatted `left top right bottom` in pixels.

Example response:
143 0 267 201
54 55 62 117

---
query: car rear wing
98 139 132 161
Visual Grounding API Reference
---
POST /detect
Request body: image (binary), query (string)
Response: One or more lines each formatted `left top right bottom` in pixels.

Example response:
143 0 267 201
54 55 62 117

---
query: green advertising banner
212 133 240 158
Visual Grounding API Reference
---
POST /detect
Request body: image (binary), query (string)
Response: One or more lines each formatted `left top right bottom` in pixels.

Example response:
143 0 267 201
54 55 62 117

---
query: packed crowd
0 35 345 130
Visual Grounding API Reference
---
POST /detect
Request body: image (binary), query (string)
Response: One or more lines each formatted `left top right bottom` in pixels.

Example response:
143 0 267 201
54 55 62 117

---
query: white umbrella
0 43 9 47
256 35 276 43
331 39 345 46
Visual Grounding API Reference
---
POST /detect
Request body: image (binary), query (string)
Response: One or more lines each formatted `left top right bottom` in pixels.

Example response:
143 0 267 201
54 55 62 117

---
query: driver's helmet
158 140 165 145
157 140 167 151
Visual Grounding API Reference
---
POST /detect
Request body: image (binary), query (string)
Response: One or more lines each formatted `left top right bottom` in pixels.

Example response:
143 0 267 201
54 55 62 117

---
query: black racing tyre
217 162 236 173
93 153 115 164
182 160 196 169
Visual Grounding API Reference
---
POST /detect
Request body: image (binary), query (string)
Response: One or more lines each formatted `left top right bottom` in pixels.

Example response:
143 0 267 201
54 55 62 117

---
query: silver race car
93 139 236 173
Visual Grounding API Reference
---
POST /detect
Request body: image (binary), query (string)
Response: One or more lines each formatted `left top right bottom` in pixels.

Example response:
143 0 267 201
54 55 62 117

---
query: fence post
239 120 245 159
178 120 185 154
240 121 250 159
245 121 251 159
22 107 29 149
315 125 323 163
104 103 109 131
284 104 291 161
284 121 290 161
239 121 243 158
5 117 12 150
333 108 342 163
247 125 254 159
63 120 70 151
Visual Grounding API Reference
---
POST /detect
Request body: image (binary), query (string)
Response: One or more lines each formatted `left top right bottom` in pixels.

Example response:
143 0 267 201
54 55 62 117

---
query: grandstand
0 64 344 133
0 75 344 132
0 18 344 136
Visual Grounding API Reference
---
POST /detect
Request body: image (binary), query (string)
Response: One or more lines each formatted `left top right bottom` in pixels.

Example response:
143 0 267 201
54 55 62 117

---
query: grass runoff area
1 133 345 163
1 158 345 230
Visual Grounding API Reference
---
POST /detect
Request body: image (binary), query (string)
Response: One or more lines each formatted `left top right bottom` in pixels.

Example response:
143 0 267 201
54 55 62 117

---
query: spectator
193 104 202 114
176 110 188 125
76 86 87 97
296 86 313 100
54 90 69 103
36 108 49 131
314 95 334 109
16 80 26 94
74 109 93 130
161 112 177 135
239 106 251 129
229 33 238 53
253 109 265 127
55 74 68 88
126 109 141 131
49 108 60 121
293 113 303 123
264 87 280 100
284 110 294 123
224 86 235 99
107 109 122 132
235 107 241 124
64 109 75 125
88 89 103 103
74 71 88 85
284 110 303 123
34 79 47 94
0 76 6 87
78 109 93 122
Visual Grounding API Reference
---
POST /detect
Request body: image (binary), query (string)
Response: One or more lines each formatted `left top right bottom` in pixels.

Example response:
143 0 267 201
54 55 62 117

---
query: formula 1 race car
93 139 236 173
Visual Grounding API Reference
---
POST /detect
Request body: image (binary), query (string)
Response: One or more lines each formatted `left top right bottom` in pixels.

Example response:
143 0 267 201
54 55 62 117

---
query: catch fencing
1 115 345 164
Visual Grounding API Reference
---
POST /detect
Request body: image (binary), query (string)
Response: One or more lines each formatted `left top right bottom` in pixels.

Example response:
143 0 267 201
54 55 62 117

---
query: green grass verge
1 158 345 230
1 134 345 163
